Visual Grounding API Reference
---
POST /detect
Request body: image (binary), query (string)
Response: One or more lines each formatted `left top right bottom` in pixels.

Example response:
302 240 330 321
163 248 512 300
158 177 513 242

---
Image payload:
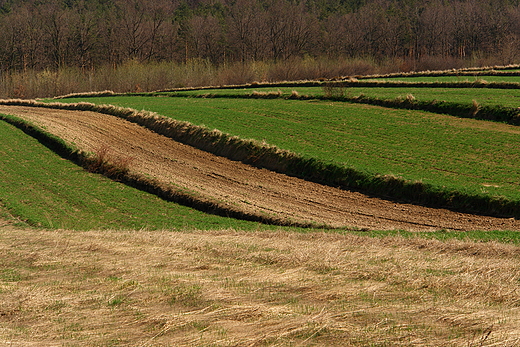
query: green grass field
57 95 520 204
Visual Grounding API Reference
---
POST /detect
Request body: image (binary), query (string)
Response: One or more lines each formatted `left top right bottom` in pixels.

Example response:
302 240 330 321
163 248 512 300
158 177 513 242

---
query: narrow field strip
0 104 519 231
155 87 520 124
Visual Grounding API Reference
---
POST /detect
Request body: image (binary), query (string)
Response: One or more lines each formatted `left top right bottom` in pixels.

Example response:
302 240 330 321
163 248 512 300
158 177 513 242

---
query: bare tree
109 0 175 62
418 1 455 58
502 4 520 64
347 1 391 58
37 1 75 68
67 0 105 69
0 5 36 70
0 0 518 74
264 0 317 61
226 0 267 61
188 14 225 63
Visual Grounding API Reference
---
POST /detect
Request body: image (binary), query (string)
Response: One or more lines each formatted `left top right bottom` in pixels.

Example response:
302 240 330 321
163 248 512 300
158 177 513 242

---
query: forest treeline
1 0 520 72
1 0 520 97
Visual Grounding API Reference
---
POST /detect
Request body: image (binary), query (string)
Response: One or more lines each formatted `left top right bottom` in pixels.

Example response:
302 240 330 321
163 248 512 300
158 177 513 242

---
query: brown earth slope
1 105 519 231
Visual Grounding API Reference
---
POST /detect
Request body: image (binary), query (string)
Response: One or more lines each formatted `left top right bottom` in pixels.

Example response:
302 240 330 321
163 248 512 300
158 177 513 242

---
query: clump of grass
471 99 481 117
289 90 300 99
167 283 207 308
85 144 134 180
474 78 489 85
394 93 416 105
251 90 283 98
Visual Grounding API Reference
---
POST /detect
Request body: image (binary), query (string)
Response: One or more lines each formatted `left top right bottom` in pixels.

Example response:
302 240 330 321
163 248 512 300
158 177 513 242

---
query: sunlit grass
365 75 520 84
2 226 520 345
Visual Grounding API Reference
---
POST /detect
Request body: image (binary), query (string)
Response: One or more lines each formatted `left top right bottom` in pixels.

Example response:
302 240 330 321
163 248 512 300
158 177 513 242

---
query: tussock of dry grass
251 90 283 98
1 224 520 346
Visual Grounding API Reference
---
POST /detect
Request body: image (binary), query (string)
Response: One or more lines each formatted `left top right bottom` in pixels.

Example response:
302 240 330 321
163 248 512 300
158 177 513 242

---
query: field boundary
2 98 519 219
356 64 520 79
54 79 520 97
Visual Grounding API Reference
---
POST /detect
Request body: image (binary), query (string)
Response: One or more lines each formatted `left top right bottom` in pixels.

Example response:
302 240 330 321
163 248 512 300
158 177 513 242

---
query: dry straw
2 226 520 345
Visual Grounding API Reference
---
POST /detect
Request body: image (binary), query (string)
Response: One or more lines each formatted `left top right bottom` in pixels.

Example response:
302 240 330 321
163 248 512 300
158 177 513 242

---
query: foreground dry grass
1 222 520 346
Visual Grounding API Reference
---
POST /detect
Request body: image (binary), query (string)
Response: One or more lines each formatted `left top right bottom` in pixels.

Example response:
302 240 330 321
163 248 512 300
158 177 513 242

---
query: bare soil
2 105 519 231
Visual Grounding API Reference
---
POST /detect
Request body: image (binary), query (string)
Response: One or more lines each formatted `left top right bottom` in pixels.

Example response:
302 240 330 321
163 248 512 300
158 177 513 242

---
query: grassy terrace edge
3 98 519 219
0 109 319 229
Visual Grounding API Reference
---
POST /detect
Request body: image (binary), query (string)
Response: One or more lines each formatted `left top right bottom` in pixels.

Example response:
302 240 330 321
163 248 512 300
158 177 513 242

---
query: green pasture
0 120 271 231
57 96 520 204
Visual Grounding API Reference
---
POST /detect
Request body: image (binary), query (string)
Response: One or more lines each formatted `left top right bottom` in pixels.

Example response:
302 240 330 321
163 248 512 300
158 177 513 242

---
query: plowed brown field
2 105 519 231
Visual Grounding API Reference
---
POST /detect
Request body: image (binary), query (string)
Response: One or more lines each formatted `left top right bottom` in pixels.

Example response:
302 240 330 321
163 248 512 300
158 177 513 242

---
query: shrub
322 82 345 98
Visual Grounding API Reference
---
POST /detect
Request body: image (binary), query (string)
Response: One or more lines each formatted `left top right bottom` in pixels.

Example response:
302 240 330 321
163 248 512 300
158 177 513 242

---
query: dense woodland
0 0 519 71
0 0 519 97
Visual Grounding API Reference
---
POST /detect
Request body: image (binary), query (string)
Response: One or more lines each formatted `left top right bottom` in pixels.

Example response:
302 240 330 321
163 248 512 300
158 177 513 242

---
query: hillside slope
1 105 519 231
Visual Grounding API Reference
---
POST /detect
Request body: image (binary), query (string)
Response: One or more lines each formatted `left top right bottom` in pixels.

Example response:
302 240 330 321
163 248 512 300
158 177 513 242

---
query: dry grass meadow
2 219 520 346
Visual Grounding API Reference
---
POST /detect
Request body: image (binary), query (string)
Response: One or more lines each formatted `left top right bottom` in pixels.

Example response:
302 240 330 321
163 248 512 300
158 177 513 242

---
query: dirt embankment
1 104 519 231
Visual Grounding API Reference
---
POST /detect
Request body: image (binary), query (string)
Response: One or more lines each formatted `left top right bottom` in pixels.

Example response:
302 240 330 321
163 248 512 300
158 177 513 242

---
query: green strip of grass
353 229 520 244
0 118 278 231
364 75 520 84
155 85 520 109
347 86 520 108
